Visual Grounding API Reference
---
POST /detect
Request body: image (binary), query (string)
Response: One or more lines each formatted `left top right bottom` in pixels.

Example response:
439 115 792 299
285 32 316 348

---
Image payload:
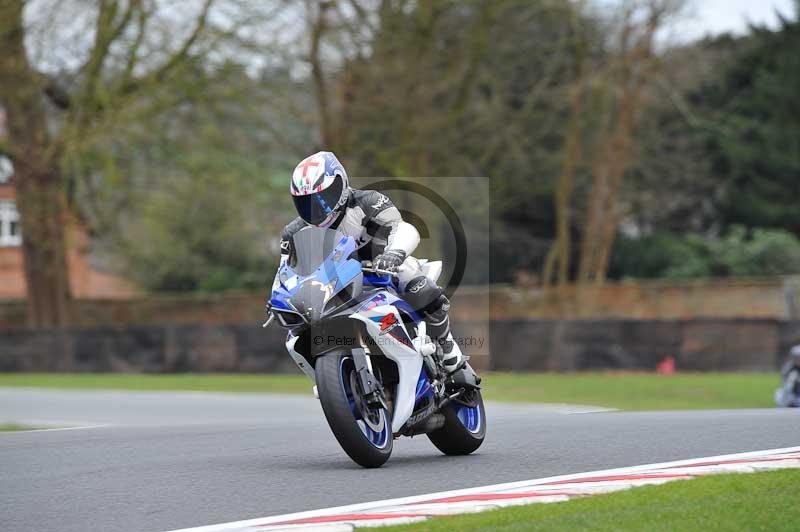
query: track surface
1 388 799 532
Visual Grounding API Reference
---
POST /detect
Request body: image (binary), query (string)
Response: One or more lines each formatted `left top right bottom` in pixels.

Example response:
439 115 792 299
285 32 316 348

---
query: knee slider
424 293 450 321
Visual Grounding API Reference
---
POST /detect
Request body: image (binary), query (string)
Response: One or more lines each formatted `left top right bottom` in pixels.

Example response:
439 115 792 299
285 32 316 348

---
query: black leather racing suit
280 188 452 344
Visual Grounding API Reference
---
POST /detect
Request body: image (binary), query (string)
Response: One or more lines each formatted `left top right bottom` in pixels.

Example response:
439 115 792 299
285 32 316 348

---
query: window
0 155 12 183
0 200 21 247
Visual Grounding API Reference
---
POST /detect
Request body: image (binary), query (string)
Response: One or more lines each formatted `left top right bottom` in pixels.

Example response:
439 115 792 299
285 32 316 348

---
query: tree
609 2 800 280
609 226 800 279
0 0 238 326
542 0 587 292
312 0 595 283
624 0 800 240
100 63 303 292
576 0 681 285
700 3 800 236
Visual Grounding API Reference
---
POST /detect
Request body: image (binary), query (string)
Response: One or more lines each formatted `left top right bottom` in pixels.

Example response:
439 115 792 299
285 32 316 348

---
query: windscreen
289 227 345 276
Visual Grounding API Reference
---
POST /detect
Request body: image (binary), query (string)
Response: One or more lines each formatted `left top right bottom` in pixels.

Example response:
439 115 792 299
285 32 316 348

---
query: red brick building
0 111 137 300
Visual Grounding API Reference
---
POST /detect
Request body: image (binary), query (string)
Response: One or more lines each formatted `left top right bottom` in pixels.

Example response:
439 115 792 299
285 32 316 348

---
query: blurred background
1 0 799 377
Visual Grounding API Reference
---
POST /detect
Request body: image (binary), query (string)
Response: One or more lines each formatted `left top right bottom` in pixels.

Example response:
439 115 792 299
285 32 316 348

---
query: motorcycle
264 226 485 468
775 364 800 407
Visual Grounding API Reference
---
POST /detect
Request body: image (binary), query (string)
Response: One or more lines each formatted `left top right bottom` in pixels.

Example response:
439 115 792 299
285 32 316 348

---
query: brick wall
487 278 799 320
2 279 798 330
489 319 798 372
0 247 25 299
0 324 297 373
0 183 137 300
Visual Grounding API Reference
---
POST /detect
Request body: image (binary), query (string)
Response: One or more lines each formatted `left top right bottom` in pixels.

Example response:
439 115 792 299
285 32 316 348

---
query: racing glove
373 249 407 273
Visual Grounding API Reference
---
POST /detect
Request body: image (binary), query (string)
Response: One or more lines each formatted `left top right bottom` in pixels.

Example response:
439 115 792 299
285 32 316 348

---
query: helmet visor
292 176 344 226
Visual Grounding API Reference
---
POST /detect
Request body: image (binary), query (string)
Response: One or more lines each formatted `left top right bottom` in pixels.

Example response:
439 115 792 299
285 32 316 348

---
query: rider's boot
437 331 465 374
426 298 481 391
426 300 465 374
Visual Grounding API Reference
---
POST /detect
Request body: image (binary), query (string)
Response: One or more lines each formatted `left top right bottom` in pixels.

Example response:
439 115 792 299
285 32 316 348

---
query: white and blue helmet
290 151 350 228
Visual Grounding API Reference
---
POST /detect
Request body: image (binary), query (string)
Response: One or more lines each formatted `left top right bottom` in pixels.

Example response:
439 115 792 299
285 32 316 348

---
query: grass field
381 469 800 532
0 423 40 432
0 372 779 410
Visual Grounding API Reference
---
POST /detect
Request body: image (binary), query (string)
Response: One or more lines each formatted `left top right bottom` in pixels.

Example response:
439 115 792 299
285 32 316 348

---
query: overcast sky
682 0 795 40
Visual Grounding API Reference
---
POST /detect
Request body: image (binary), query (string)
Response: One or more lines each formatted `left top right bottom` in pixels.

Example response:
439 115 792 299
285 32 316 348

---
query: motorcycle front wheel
315 350 393 468
427 389 486 455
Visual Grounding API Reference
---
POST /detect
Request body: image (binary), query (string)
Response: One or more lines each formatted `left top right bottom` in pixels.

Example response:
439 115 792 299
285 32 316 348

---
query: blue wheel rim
339 357 390 449
454 403 482 434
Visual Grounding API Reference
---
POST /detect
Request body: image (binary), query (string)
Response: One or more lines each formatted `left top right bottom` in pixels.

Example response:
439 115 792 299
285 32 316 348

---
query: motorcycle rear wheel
316 351 393 468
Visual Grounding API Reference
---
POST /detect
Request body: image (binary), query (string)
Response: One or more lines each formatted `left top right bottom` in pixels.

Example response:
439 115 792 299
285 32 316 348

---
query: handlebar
360 261 397 277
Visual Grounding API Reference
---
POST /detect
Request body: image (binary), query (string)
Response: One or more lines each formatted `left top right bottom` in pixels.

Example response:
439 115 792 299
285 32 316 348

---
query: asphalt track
1 388 799 532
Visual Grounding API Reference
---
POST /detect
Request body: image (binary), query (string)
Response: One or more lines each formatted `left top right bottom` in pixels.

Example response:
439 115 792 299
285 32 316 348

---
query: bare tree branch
118 0 214 96
43 77 71 109
83 0 137 90
307 0 334 147
120 0 150 86
449 0 495 118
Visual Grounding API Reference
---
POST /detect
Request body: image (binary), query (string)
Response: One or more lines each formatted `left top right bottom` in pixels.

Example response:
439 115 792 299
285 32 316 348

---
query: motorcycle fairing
349 297 422 429
285 333 316 380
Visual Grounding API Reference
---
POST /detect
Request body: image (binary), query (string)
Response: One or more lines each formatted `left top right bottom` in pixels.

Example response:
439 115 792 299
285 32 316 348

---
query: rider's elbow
390 221 420 256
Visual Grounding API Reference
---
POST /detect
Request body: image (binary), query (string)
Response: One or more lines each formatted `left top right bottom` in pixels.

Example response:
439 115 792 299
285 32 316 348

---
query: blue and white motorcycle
265 226 485 468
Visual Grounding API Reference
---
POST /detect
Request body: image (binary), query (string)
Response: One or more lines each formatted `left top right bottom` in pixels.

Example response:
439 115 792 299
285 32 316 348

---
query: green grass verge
0 372 779 410
479 372 777 410
0 423 41 432
380 469 800 532
0 373 311 395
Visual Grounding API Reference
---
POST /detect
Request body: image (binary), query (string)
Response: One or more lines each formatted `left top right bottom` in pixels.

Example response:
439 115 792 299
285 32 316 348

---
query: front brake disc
350 370 385 432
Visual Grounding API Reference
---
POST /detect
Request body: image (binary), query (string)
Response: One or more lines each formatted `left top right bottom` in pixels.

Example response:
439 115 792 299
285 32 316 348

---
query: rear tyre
427 390 486 455
315 351 393 468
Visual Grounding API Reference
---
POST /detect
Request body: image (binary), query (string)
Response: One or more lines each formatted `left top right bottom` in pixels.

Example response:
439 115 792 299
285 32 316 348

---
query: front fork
351 347 390 411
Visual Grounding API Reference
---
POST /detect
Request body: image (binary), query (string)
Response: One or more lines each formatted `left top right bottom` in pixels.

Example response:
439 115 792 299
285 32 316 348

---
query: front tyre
315 351 393 468
427 390 486 455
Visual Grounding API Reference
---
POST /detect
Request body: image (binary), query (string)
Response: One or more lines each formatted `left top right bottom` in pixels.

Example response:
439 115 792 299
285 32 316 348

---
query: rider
279 151 465 374
775 344 800 407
